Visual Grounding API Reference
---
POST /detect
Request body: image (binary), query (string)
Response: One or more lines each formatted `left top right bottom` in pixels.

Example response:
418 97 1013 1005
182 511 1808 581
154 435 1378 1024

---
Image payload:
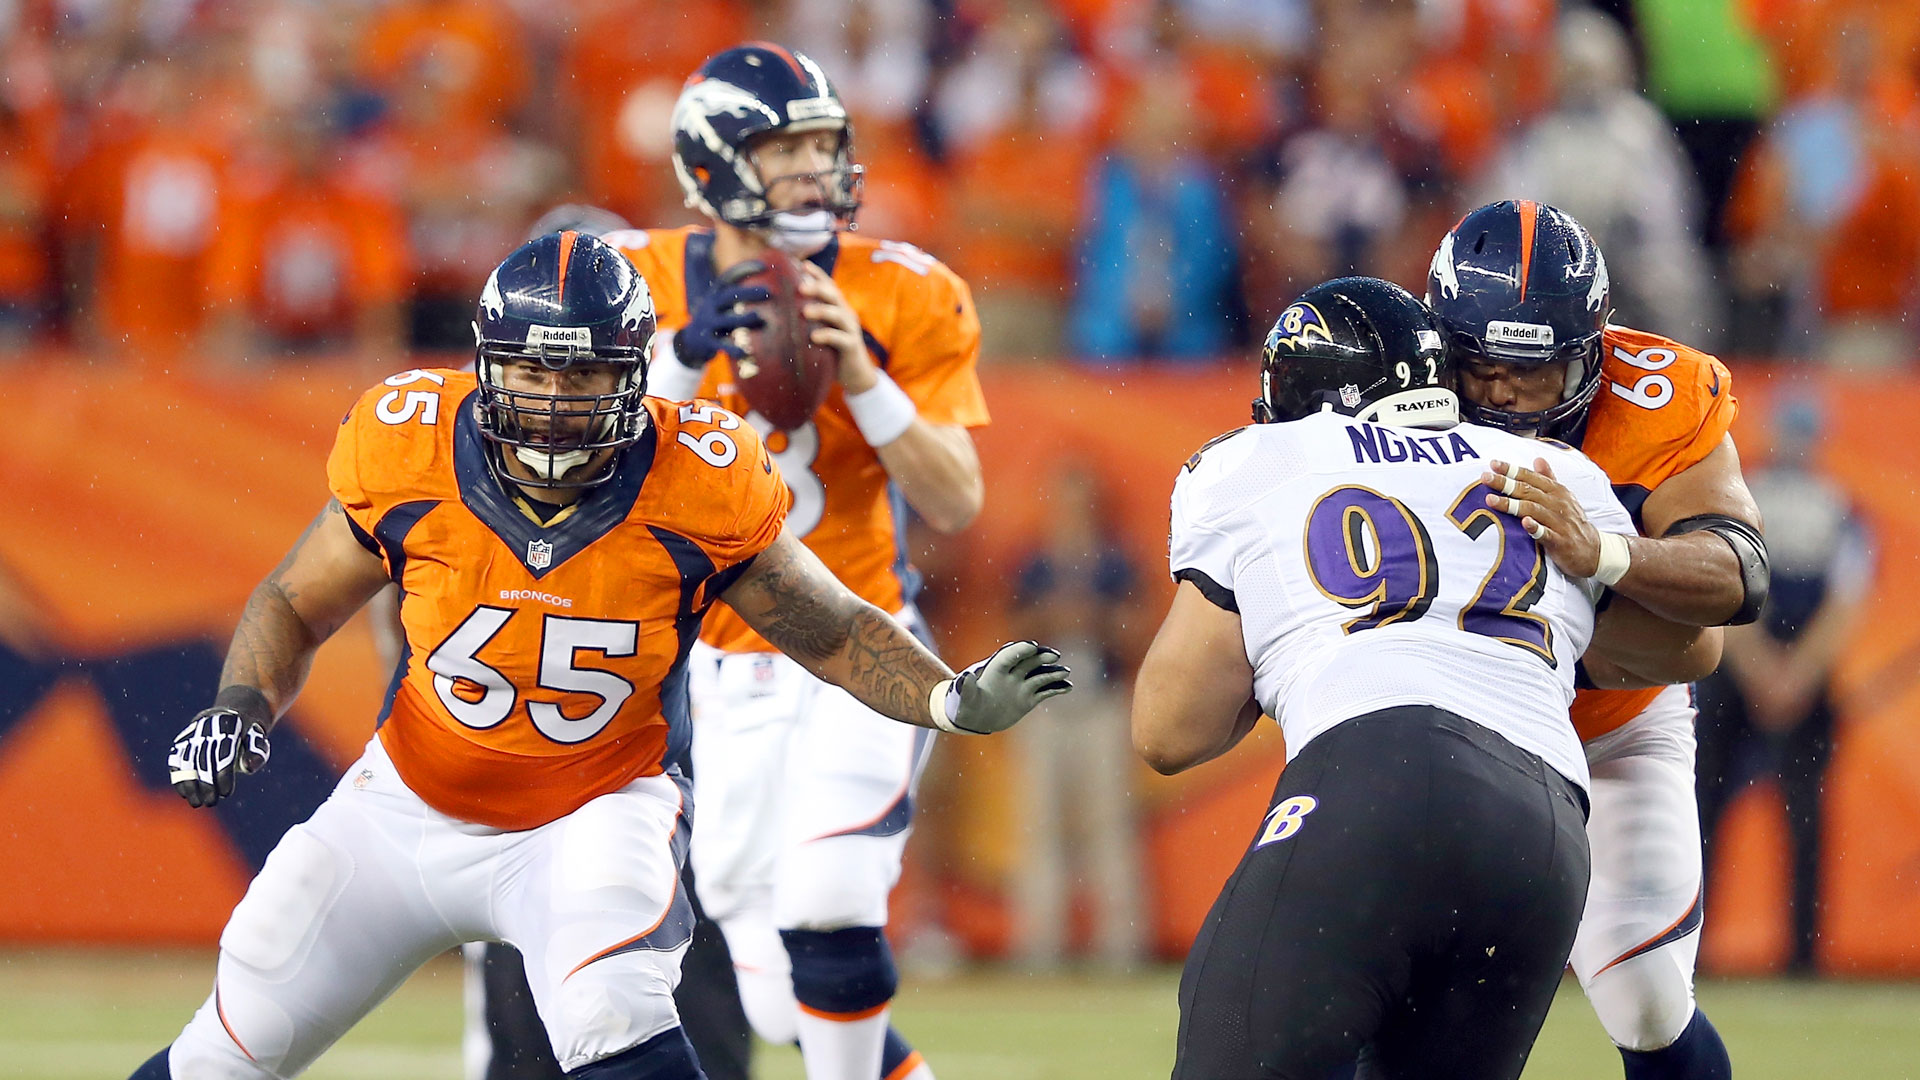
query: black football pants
1174 705 1590 1080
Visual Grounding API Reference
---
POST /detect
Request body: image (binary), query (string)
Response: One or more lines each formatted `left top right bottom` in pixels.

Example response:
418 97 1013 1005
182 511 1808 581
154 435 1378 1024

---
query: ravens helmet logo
1268 302 1335 353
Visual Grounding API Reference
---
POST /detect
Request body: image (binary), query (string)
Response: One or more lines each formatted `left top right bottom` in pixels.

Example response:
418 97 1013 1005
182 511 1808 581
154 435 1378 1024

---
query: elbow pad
1663 514 1769 626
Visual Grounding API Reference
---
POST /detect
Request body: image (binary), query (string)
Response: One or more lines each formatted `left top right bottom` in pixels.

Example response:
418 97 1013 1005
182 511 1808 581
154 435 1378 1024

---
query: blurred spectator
1724 16 1920 366
1260 43 1407 297
787 0 930 130
1068 74 1238 362
1634 0 1778 248
0 28 58 349
64 54 230 357
358 0 525 135
202 108 409 363
1695 391 1873 975
559 0 750 227
1479 8 1721 344
360 71 563 350
1009 465 1145 972
939 0 1096 357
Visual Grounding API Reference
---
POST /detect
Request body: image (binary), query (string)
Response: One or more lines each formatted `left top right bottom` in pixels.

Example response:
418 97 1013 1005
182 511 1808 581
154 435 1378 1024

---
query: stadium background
3 0 1920 1075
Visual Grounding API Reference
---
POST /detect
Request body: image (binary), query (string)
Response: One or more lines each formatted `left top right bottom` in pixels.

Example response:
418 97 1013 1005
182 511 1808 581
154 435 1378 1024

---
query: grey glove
167 706 271 808
931 640 1073 735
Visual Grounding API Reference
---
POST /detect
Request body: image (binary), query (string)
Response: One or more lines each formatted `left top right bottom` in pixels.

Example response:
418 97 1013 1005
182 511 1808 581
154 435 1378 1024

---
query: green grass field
5 949 1917 1079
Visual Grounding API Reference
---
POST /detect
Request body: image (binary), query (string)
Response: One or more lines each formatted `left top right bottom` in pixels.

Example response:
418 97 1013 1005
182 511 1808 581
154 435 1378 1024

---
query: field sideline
4 949 1917 1079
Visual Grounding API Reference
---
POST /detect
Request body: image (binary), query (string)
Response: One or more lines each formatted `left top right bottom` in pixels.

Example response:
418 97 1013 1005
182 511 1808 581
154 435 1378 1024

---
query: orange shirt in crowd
359 0 525 133
67 122 229 347
207 165 410 341
1725 125 1920 319
944 122 1088 293
561 0 750 224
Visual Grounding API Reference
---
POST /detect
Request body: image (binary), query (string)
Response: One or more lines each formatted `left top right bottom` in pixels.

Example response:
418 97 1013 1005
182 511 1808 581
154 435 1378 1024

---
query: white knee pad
1579 941 1700 1051
773 836 899 931
546 948 687 1073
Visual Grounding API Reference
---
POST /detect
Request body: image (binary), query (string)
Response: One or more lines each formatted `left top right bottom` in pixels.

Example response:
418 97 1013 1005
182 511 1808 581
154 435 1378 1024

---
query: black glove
933 641 1073 735
672 263 770 370
167 691 273 808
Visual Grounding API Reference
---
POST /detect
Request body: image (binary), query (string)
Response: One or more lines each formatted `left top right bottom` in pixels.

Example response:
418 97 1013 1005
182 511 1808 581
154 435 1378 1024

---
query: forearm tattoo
218 500 340 722
736 539 952 726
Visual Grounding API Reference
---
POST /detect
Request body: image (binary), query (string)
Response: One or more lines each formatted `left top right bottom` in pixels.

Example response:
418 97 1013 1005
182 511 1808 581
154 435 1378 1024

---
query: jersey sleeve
326 384 386 537
1168 434 1249 612
669 403 792 571
1587 329 1740 503
881 252 990 429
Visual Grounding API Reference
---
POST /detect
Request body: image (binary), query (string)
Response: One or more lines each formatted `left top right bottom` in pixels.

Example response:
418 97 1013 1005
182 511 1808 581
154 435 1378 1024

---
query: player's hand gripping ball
935 640 1074 734
167 708 272 808
724 250 837 431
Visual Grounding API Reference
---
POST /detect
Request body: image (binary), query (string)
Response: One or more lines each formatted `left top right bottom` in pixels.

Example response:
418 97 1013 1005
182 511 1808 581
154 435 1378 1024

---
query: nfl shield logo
1339 383 1362 408
527 538 554 570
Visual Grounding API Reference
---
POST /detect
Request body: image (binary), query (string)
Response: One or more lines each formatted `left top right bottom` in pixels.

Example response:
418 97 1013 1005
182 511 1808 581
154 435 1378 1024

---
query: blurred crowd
2 0 1918 367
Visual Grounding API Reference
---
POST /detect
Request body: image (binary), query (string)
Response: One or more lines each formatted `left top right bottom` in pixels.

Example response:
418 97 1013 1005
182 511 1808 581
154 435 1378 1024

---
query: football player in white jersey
1133 277 1722 1080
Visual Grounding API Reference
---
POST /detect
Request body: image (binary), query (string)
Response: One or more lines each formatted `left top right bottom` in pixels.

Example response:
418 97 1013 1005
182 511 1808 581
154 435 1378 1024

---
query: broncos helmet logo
620 277 656 333
1586 246 1610 312
1268 302 1336 352
480 268 505 320
1429 231 1460 301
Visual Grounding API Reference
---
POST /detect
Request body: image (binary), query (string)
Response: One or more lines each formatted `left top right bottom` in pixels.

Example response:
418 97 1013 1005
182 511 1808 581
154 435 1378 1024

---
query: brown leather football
726 250 836 431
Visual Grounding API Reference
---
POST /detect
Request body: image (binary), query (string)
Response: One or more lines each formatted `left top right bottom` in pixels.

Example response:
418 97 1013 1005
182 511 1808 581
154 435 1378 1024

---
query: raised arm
721 529 1071 733
170 498 394 806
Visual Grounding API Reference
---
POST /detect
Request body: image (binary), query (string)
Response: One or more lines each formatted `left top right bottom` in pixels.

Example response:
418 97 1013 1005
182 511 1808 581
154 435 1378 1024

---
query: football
727 250 837 431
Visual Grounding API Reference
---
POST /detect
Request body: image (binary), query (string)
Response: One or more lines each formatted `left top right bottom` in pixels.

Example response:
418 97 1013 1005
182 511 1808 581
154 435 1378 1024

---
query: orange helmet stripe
1515 200 1538 301
555 230 578 305
747 40 808 82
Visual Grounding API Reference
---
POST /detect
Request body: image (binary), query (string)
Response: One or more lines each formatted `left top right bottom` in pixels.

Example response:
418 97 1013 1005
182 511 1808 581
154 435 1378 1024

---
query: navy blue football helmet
1254 277 1457 430
671 42 863 232
1427 200 1612 442
473 231 656 489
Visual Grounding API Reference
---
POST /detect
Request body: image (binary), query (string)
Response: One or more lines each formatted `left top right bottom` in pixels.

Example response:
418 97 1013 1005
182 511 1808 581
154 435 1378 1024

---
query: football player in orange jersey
1427 201 1764 1080
601 44 987 1080
132 232 1069 1080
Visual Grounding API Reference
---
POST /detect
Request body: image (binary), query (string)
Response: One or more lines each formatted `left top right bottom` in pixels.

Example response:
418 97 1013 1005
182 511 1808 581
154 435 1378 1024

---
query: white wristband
927 678 964 734
845 372 918 447
647 330 706 401
1594 532 1632 587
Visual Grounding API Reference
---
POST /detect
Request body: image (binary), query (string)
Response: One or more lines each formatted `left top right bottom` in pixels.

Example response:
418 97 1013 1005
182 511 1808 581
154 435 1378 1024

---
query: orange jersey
612 226 989 653
328 370 790 829
1571 325 1739 741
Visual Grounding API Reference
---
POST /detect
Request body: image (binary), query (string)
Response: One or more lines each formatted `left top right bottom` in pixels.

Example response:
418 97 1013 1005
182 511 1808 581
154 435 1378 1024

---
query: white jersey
1168 411 1636 791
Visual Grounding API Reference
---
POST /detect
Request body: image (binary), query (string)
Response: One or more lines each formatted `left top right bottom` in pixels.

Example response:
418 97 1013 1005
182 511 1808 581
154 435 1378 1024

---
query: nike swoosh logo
1709 369 1721 397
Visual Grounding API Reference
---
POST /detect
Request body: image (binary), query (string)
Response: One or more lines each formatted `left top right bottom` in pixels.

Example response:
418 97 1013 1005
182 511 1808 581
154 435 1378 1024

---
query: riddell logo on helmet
526 325 594 348
1485 321 1555 347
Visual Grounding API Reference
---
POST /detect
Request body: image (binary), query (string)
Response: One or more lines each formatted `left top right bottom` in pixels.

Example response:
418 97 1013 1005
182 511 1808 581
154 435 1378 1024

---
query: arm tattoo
732 536 953 727
219 500 356 726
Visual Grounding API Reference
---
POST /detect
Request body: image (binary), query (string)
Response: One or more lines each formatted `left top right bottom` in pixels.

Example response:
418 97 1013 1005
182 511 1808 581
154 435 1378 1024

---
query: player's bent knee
781 927 897 1019
566 1026 704 1079
549 951 687 1073
1582 949 1698 1051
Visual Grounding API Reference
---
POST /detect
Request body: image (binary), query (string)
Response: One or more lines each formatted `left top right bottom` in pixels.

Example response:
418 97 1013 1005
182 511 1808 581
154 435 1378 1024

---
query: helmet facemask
1449 329 1605 442
474 341 649 491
